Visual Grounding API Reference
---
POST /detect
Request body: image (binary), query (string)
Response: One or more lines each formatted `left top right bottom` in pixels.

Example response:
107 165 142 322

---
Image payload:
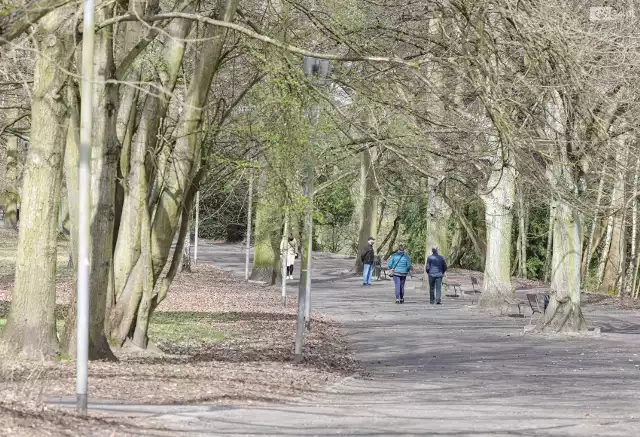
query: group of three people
361 237 447 304
282 234 448 304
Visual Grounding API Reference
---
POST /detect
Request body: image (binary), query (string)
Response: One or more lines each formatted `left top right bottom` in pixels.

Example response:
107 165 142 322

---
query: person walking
280 234 298 280
360 237 375 286
388 245 412 304
426 246 447 304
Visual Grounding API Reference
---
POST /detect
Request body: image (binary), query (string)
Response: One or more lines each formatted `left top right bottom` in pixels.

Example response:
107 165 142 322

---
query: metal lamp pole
77 0 95 416
194 191 199 266
294 57 331 361
245 168 253 281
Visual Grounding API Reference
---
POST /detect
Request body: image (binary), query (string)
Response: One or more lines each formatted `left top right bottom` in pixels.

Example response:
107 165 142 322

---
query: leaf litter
0 260 356 435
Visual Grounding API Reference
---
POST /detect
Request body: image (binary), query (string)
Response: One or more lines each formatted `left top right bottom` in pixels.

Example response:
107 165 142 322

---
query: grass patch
0 229 72 280
149 312 230 349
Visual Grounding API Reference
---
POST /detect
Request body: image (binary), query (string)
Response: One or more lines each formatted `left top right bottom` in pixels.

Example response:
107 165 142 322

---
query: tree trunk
537 90 586 332
581 167 606 284
442 192 485 266
250 173 281 284
106 9 196 346
517 183 527 278
382 215 400 259
448 220 464 267
384 221 400 260
479 150 517 308
599 142 628 294
425 174 450 263
149 0 239 282
354 148 379 273
537 198 587 332
60 3 118 361
596 214 614 286
543 200 556 283
2 130 20 229
2 9 73 358
60 85 80 356
627 158 640 298
376 199 386 240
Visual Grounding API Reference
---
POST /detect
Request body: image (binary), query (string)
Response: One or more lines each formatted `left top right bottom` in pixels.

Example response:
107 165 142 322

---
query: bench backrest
526 293 540 312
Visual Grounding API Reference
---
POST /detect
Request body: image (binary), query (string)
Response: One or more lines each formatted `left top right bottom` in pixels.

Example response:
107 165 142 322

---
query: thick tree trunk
537 198 587 332
354 148 379 273
479 151 516 308
537 90 586 332
2 131 20 229
60 4 118 361
107 11 195 346
2 9 73 358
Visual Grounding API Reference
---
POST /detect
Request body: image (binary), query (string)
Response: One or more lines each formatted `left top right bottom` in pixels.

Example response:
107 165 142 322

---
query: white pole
304 201 313 329
194 191 199 266
281 212 289 306
77 0 94 416
245 168 253 281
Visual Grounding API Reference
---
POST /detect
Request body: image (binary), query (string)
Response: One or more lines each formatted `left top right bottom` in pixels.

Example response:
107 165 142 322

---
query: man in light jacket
426 246 447 305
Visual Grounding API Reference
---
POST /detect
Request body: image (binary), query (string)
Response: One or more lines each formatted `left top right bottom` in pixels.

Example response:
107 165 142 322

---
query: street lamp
294 57 331 362
76 0 95 416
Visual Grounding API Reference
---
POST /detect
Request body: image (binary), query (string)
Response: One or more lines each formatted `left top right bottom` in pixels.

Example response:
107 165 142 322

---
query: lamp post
77 0 95 416
194 191 199 266
294 57 331 361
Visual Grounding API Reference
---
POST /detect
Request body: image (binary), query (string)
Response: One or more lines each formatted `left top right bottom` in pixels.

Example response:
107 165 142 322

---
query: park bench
461 276 482 303
470 276 481 293
526 293 548 325
374 255 389 280
444 281 462 298
504 295 526 317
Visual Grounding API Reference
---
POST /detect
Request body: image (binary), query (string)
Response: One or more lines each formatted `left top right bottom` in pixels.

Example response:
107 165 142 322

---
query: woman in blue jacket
387 245 413 304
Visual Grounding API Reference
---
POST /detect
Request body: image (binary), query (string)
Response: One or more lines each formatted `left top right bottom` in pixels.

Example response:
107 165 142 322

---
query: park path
84 243 640 436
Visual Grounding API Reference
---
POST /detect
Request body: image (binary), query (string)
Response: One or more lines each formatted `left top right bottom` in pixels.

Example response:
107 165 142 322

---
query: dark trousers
287 265 294 276
393 275 407 300
428 275 443 303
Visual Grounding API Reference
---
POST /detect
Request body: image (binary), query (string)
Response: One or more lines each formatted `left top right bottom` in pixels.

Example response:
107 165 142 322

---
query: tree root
535 295 587 333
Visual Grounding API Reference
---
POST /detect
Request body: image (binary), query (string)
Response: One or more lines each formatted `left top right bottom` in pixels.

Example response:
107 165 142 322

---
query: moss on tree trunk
250 172 282 285
2 9 73 358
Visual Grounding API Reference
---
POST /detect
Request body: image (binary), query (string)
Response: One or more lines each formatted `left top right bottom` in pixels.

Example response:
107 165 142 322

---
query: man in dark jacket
426 246 447 304
360 237 375 286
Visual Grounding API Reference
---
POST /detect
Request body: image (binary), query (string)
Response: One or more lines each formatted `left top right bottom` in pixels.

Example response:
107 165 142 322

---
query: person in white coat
280 234 299 280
